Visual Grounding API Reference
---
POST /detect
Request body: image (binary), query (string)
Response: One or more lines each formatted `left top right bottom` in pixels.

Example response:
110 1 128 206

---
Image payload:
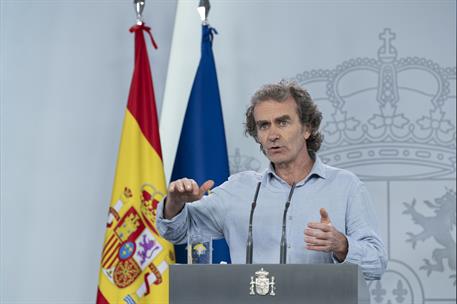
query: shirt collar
265 155 327 186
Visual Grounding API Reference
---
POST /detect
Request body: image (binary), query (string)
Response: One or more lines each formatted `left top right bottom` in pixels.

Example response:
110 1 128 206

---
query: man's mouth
268 146 283 153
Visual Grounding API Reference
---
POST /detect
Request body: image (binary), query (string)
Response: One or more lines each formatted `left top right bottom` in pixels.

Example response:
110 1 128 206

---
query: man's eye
259 124 268 130
279 120 288 126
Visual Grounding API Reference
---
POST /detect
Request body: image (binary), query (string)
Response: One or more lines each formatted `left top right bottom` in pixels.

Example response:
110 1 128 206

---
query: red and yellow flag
97 23 174 304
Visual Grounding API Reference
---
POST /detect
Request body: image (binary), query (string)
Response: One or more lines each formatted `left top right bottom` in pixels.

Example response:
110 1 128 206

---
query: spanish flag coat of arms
96 23 174 304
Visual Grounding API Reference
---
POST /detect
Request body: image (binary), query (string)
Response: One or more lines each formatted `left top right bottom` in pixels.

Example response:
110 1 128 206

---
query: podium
170 264 370 304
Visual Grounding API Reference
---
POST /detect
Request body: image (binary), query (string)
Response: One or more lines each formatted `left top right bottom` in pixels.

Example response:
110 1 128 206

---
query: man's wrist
333 234 349 262
163 197 185 219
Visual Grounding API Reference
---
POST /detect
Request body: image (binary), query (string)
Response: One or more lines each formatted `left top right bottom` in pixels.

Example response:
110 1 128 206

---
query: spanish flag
96 23 174 304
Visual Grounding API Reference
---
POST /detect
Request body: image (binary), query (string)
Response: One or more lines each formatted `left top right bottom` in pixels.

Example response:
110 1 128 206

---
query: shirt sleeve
156 190 227 245
334 182 388 280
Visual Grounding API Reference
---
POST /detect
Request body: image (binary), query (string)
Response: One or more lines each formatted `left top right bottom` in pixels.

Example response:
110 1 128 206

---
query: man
157 81 387 280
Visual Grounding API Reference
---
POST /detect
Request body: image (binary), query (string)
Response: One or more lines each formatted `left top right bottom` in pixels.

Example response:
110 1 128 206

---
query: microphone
280 182 296 264
246 181 262 264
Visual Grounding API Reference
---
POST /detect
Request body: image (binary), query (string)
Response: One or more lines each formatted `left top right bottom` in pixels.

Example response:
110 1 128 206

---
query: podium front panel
170 264 370 304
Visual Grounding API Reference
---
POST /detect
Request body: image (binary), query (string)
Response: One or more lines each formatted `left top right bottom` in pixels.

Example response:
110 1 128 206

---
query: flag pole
197 0 211 24
134 0 145 25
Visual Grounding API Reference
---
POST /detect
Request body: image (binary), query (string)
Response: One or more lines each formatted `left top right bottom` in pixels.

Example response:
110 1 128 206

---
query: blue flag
171 25 231 264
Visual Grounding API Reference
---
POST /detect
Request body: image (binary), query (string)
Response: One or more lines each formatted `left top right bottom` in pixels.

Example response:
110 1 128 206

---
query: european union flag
171 24 231 264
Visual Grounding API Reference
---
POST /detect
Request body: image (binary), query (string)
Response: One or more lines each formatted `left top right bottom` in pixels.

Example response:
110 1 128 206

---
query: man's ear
303 127 311 140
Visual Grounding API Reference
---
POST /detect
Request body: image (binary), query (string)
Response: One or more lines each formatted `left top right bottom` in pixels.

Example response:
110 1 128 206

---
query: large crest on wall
291 28 456 304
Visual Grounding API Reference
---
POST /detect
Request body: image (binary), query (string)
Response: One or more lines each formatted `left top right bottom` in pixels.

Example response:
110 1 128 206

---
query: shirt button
288 244 291 248
288 215 293 220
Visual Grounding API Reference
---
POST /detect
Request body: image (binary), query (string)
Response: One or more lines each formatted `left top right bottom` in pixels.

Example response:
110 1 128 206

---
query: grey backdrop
1 0 455 303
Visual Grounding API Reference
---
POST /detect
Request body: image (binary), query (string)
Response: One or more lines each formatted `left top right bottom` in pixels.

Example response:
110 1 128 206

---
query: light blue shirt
156 156 387 280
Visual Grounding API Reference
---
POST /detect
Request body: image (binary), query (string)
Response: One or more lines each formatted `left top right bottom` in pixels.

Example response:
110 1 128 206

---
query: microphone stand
280 182 296 264
246 182 261 264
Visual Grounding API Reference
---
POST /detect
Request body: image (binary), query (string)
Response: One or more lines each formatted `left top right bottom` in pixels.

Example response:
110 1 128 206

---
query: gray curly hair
244 80 323 156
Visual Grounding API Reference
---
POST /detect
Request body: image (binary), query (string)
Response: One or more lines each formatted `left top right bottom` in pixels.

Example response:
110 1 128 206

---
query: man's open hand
304 208 348 262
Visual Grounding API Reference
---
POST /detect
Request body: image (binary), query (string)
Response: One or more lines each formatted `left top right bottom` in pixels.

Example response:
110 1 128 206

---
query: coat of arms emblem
249 268 276 296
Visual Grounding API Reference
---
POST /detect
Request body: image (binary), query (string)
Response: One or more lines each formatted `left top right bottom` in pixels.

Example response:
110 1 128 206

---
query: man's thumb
320 208 331 224
199 180 215 195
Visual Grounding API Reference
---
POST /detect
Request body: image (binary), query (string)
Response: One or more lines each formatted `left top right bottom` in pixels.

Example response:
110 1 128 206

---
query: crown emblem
293 28 456 180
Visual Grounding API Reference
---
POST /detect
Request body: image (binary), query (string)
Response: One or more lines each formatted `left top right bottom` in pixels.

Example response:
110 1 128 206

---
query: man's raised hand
164 178 214 219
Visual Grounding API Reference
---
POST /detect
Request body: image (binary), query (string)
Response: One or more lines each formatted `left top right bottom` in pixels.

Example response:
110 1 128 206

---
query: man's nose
267 126 280 142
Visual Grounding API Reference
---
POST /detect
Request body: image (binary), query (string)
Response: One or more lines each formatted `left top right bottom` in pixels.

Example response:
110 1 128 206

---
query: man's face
253 97 311 166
